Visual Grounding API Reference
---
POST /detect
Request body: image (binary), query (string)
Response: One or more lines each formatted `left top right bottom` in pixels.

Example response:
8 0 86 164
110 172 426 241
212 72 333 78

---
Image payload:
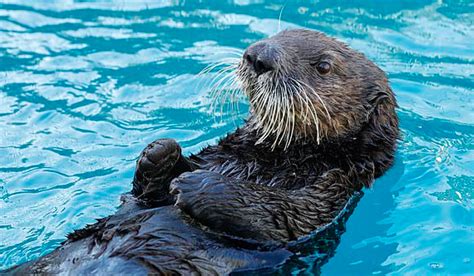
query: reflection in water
0 0 473 274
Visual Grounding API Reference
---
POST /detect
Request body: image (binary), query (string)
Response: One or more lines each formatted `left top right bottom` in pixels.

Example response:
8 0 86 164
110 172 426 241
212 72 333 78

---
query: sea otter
6 29 399 274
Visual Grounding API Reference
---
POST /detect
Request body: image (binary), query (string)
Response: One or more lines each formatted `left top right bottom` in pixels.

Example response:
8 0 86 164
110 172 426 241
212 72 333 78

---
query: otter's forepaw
170 170 230 210
132 138 182 201
170 170 275 240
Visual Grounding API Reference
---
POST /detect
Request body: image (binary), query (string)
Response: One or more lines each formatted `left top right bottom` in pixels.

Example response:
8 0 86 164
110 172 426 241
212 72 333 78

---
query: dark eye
316 61 331 75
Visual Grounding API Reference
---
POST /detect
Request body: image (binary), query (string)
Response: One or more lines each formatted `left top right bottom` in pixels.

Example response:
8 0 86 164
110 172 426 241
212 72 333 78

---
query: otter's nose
244 42 277 75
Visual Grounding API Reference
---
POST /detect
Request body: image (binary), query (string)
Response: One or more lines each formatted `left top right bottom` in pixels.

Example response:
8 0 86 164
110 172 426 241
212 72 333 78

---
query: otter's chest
195 150 322 190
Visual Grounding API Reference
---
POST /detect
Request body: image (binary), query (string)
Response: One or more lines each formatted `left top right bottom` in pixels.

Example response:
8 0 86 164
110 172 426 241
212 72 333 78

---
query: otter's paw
170 170 230 209
132 138 182 200
170 170 261 237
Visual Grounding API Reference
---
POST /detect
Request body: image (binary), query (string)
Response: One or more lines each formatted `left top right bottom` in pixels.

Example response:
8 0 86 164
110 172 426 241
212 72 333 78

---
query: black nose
244 42 277 75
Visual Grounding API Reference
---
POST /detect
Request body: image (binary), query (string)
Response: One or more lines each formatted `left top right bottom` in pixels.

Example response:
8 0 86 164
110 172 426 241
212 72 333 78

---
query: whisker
198 57 247 125
277 3 286 33
209 70 237 117
219 74 240 122
292 78 321 144
197 59 240 96
298 80 331 120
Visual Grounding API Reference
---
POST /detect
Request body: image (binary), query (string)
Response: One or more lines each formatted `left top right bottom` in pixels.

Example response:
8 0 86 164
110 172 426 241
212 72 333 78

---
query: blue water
0 0 473 274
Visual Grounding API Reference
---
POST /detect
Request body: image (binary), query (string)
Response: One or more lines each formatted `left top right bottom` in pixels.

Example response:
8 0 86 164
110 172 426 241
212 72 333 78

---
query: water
0 0 473 274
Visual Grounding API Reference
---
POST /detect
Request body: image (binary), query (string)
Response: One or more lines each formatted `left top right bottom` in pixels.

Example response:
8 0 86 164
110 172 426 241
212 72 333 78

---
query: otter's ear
365 82 394 114
366 81 398 135
363 84 399 181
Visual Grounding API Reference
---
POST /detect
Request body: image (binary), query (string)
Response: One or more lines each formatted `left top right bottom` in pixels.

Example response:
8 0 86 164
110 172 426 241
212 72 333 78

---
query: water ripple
0 0 472 274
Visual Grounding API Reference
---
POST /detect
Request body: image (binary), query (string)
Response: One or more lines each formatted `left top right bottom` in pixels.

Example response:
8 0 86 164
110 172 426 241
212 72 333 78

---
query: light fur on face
239 64 332 150
200 52 332 151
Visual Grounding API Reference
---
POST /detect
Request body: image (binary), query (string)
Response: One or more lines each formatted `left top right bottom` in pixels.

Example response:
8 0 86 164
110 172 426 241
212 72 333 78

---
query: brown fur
7 29 399 275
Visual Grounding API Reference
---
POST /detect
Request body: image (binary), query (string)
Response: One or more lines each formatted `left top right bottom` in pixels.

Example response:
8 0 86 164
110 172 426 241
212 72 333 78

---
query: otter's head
237 29 396 149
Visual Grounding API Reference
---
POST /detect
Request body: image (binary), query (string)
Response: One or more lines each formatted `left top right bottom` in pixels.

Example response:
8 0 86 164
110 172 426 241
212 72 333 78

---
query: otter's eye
316 61 331 75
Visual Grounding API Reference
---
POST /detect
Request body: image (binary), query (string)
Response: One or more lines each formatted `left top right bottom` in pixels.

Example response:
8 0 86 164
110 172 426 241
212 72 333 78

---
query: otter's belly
9 205 292 275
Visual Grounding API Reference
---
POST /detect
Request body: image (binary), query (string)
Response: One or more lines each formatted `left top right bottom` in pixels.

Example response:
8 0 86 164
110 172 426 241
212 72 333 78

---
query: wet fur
170 29 399 241
6 29 399 275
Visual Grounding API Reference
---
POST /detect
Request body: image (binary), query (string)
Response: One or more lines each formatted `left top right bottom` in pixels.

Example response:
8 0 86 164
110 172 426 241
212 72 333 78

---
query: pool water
0 0 473 274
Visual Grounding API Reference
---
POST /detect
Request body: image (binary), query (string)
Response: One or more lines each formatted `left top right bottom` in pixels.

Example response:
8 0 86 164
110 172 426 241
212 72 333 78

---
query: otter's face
237 29 391 149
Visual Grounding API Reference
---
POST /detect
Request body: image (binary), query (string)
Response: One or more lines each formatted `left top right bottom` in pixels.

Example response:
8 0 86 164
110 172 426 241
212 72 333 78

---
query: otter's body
6 29 398 275
9 204 294 275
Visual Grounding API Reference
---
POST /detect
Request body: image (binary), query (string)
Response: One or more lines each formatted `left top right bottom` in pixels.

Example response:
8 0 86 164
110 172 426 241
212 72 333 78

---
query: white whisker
277 3 286 33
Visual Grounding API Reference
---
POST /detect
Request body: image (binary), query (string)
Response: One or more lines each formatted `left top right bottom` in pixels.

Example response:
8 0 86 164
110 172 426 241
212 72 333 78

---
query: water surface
0 0 473 274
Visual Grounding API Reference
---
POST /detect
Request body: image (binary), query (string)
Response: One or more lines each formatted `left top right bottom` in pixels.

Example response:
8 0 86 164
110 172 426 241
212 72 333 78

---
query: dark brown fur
168 29 399 242
6 29 398 275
